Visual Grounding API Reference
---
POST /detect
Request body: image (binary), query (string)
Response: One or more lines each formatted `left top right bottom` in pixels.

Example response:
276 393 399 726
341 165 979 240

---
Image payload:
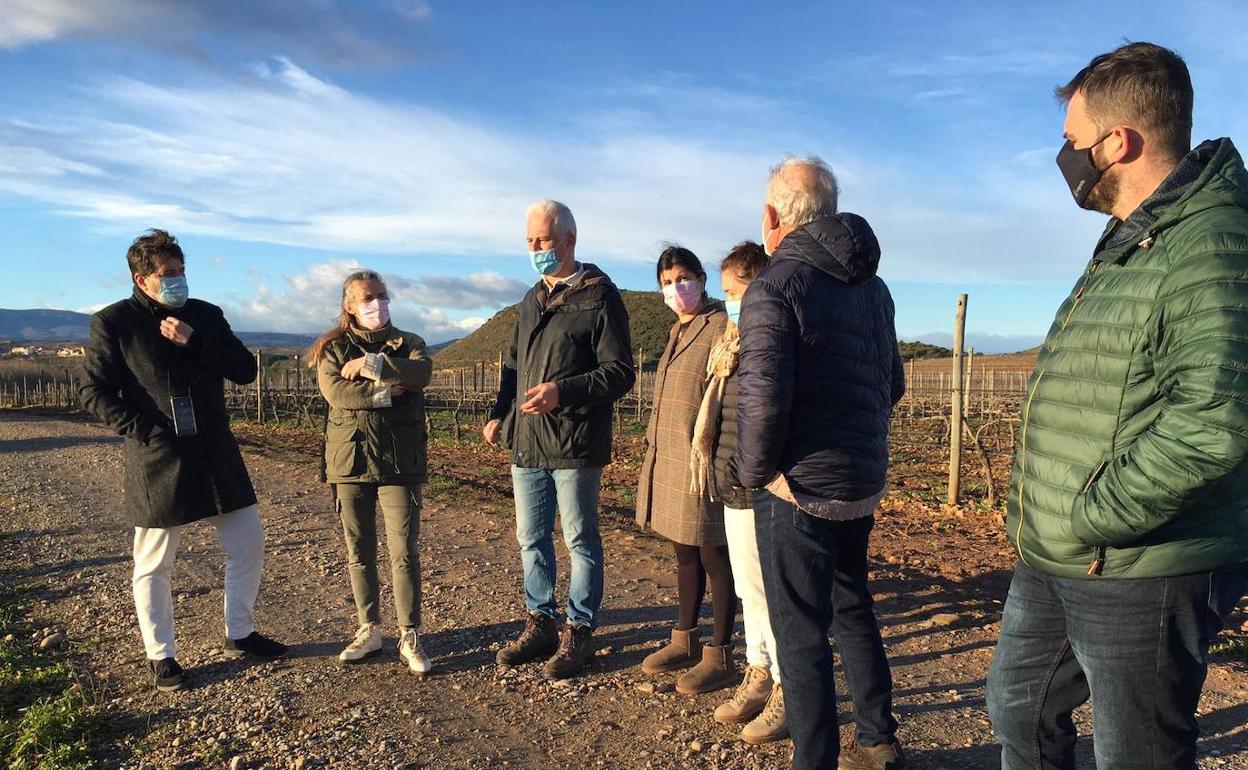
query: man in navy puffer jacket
737 157 905 770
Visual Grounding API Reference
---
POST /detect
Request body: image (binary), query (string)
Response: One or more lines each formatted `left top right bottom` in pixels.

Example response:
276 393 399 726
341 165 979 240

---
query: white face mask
356 298 390 330
761 222 772 256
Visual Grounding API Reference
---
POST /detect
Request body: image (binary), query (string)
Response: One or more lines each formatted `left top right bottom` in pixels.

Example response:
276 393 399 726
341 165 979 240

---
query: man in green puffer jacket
987 42 1248 770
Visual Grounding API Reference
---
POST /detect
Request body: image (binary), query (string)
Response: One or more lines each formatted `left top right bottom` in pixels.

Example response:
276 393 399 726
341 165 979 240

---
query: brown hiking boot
714 665 773 724
640 627 701 675
741 683 788 745
496 613 559 666
541 624 595 680
676 642 736 694
838 737 906 770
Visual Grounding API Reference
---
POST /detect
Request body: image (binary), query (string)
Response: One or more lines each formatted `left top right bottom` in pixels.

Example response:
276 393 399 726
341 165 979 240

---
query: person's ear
1104 126 1137 165
763 204 780 232
134 272 148 289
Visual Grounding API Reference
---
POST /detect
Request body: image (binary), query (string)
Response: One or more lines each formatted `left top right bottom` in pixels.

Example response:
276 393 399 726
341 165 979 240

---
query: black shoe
150 657 188 692
541 624 595 680
224 631 290 661
496 613 560 666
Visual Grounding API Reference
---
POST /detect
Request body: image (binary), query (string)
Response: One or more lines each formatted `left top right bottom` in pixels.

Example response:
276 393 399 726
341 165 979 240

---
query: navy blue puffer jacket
735 213 904 501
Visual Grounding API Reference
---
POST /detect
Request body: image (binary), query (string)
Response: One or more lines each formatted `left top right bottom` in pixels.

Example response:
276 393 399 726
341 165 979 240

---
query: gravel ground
1 412 1245 770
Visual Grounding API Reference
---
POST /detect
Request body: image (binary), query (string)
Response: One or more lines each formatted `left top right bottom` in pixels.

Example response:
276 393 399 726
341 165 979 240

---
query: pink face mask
662 280 702 315
356 298 390 330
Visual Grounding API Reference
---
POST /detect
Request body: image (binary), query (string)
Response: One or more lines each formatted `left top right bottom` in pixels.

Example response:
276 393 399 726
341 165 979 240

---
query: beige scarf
689 326 740 497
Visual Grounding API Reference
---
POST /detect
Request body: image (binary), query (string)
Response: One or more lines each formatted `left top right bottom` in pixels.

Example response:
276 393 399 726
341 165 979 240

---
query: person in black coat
79 229 288 692
736 159 905 770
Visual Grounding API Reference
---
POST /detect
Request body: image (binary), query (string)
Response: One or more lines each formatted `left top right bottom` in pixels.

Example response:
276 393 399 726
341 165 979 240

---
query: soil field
0 412 1244 770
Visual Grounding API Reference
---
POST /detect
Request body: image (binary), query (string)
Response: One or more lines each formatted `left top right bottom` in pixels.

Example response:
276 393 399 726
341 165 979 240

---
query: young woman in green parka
311 270 434 674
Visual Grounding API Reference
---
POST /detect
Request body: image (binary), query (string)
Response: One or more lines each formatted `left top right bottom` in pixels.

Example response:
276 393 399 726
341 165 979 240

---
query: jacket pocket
326 421 365 478
1082 460 1109 493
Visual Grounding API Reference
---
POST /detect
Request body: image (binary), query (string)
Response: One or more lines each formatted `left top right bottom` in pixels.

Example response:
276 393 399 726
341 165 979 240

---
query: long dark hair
307 270 386 363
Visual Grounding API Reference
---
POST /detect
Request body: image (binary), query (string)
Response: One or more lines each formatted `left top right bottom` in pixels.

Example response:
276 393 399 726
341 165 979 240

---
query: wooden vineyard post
635 350 645 420
255 350 264 424
947 294 968 507
963 347 975 419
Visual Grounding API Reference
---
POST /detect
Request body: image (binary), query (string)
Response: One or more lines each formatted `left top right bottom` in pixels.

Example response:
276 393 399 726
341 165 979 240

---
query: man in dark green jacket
987 43 1248 770
483 199 635 680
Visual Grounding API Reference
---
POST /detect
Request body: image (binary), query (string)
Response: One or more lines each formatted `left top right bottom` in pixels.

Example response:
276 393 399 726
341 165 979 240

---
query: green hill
433 289 944 371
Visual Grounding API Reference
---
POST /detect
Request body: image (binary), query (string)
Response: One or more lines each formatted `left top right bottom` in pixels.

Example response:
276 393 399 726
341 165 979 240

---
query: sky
1 1 1246 350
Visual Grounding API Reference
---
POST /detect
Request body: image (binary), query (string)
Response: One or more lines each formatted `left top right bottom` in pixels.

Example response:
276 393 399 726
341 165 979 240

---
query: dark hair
1056 42 1193 160
126 229 185 277
655 244 705 285
308 270 387 363
719 240 769 282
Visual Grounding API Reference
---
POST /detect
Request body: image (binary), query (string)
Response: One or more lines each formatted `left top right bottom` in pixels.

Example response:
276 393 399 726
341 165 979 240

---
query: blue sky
2 1 1246 350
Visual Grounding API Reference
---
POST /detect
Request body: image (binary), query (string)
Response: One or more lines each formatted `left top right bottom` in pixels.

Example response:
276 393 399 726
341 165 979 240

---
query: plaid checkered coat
635 300 727 546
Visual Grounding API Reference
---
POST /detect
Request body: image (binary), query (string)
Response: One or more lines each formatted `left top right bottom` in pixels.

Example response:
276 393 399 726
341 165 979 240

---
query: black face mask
1055 133 1111 209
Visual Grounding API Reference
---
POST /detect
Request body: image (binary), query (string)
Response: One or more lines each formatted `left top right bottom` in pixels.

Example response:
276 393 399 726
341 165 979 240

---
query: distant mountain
0 308 314 349
911 331 1045 355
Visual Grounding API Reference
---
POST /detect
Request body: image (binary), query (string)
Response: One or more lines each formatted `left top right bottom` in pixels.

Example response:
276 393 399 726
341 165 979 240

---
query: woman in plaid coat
635 245 735 694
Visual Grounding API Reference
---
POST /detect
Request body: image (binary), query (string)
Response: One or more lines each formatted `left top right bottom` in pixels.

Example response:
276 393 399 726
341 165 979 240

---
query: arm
78 313 164 441
735 278 797 488
361 335 433 391
1071 242 1248 547
317 348 394 410
187 305 257 385
555 290 636 407
490 321 520 421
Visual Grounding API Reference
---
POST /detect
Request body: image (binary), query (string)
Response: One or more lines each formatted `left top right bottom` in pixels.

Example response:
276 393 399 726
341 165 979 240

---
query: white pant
724 505 781 682
132 504 265 660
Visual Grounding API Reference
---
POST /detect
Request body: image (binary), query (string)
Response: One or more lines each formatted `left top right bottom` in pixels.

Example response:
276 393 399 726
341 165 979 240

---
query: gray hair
525 199 577 239
765 156 839 226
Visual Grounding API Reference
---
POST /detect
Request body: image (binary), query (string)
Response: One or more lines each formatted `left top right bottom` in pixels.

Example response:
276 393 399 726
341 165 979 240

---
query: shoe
675 642 736 694
838 737 906 770
338 623 383 663
399 628 431 675
149 657 188 692
640 627 701 675
714 665 773 724
496 613 559 666
741 683 788 745
224 631 290 661
541 624 595 680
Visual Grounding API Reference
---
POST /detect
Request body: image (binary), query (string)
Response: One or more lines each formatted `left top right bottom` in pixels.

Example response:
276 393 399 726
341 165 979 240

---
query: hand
340 357 367 380
389 385 406 398
766 473 797 505
520 382 560 415
160 317 194 346
482 418 501 445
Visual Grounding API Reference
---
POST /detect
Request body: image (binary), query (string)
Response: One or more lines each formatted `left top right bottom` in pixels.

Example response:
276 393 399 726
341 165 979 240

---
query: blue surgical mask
530 249 560 276
156 276 189 308
724 299 741 326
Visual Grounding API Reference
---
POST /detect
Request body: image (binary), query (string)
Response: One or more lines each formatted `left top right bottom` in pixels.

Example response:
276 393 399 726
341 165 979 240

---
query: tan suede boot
675 642 736 694
741 683 788 744
714 665 773 724
640 628 701 674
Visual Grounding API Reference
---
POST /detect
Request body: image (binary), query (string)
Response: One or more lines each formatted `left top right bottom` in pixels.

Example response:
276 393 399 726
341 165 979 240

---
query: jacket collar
535 262 613 311
347 323 405 351
130 286 180 317
668 299 724 363
772 213 882 285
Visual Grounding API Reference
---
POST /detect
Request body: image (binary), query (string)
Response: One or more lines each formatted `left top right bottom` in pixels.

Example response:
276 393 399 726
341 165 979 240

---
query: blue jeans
754 490 898 770
510 466 604 628
987 560 1238 770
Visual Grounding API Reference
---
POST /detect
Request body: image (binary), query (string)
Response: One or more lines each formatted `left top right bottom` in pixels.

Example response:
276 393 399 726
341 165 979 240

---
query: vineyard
0 349 1038 510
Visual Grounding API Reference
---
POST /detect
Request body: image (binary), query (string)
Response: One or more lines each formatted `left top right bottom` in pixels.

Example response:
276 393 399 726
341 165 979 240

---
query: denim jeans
754 490 898 770
986 560 1236 770
511 465 604 628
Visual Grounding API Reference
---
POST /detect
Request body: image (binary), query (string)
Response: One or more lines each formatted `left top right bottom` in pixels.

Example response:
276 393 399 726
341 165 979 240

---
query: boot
741 683 788 745
714 665 773 724
541 624 595 680
838 737 906 770
496 613 559 666
640 628 700 675
675 642 736 695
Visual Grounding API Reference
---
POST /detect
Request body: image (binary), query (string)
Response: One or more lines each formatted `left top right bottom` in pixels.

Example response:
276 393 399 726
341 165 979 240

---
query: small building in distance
56 346 85 357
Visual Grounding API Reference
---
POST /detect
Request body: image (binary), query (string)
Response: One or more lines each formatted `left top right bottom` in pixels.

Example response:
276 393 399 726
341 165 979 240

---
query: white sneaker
338 623 382 663
399 628 431 674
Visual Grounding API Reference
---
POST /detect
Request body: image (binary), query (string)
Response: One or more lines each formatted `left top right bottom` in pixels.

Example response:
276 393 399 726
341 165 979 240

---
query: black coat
712 371 751 509
80 288 259 528
736 214 905 501
490 263 636 469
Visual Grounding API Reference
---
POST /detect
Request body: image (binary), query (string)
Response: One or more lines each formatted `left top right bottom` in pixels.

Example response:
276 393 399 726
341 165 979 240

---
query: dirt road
1 413 1245 769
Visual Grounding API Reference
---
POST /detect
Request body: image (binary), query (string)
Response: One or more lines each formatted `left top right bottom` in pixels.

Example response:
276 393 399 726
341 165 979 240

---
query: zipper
1080 460 1109 575
1015 262 1101 562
